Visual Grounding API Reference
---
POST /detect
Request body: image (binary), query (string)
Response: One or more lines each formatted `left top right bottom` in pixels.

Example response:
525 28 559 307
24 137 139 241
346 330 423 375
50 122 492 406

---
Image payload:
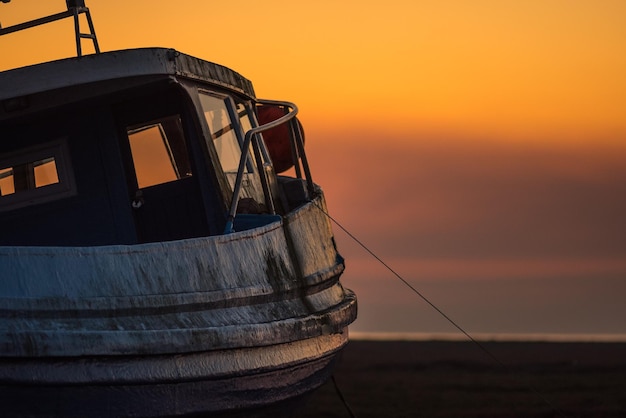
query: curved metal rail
224 99 314 234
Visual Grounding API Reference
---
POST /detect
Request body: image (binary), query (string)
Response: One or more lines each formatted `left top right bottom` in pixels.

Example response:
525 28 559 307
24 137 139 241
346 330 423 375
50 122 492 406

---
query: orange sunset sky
1 1 625 336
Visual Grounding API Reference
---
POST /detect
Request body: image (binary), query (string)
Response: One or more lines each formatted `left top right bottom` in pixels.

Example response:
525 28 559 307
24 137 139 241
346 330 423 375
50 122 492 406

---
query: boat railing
0 0 100 58
224 99 314 234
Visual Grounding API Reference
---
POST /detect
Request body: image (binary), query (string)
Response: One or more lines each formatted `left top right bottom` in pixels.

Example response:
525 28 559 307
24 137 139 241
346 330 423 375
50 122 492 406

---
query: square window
0 139 76 211
126 115 192 189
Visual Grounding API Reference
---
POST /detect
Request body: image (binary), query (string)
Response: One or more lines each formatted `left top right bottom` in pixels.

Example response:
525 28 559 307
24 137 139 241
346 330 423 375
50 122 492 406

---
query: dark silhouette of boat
0 3 357 416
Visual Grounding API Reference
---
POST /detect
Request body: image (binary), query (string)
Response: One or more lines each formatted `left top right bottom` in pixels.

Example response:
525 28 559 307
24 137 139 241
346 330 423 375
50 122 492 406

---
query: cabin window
0 158 58 195
126 115 192 189
236 101 272 165
237 102 253 133
198 91 268 211
0 139 76 211
198 92 248 180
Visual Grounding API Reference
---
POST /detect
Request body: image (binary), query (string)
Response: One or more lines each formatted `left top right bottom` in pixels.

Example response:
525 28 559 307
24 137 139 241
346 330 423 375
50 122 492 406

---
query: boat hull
0 332 350 417
0 196 357 416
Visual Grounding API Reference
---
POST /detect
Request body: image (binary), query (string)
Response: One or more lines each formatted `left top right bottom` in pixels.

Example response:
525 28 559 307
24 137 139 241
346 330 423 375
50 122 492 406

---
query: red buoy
256 105 304 173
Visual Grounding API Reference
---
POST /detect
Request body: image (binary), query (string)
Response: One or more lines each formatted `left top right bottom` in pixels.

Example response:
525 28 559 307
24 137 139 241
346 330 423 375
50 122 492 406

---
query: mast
0 0 100 57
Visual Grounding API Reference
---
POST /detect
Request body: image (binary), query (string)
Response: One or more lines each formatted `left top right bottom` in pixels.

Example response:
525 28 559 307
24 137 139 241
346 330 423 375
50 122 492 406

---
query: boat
0 2 357 417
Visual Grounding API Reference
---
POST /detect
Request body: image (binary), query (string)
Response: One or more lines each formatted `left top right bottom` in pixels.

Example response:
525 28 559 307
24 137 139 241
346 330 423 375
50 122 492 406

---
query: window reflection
126 115 192 189
199 93 243 176
0 139 76 211
0 167 15 196
0 157 60 196
34 158 60 188
237 102 253 133
198 92 267 211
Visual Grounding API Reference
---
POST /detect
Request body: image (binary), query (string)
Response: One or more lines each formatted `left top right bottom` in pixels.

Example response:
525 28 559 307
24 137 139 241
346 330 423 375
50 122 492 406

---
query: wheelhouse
0 48 310 246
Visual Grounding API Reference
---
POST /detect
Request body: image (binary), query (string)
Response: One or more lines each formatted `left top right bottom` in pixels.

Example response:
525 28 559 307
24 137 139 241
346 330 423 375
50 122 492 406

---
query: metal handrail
223 99 314 234
256 99 313 192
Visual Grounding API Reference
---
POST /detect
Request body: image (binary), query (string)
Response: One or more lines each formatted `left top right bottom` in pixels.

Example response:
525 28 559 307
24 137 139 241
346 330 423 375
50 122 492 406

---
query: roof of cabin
0 48 256 101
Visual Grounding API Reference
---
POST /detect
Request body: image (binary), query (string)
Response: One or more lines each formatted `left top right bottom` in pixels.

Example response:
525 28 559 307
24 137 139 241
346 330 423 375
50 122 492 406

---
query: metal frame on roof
0 0 100 57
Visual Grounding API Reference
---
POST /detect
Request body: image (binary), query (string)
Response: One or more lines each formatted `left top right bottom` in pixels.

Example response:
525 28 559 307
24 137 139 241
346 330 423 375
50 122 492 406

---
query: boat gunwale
0 262 345 314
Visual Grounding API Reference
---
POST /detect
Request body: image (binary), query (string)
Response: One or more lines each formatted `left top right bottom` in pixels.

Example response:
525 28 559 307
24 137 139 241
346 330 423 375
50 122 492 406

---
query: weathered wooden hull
0 195 357 417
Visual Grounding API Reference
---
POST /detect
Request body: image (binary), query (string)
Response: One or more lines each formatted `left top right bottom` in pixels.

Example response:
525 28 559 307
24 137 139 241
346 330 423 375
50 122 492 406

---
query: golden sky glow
2 0 626 142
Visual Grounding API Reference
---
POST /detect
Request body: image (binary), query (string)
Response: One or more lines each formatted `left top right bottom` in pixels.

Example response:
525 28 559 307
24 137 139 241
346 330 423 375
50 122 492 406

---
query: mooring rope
314 201 567 418
332 375 357 418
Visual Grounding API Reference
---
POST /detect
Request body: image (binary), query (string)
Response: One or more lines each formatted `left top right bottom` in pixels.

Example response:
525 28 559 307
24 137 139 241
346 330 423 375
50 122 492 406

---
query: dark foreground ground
300 340 626 417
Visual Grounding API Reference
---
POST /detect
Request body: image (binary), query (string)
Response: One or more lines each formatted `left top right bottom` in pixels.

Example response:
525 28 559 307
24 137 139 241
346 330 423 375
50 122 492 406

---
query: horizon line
350 331 626 343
